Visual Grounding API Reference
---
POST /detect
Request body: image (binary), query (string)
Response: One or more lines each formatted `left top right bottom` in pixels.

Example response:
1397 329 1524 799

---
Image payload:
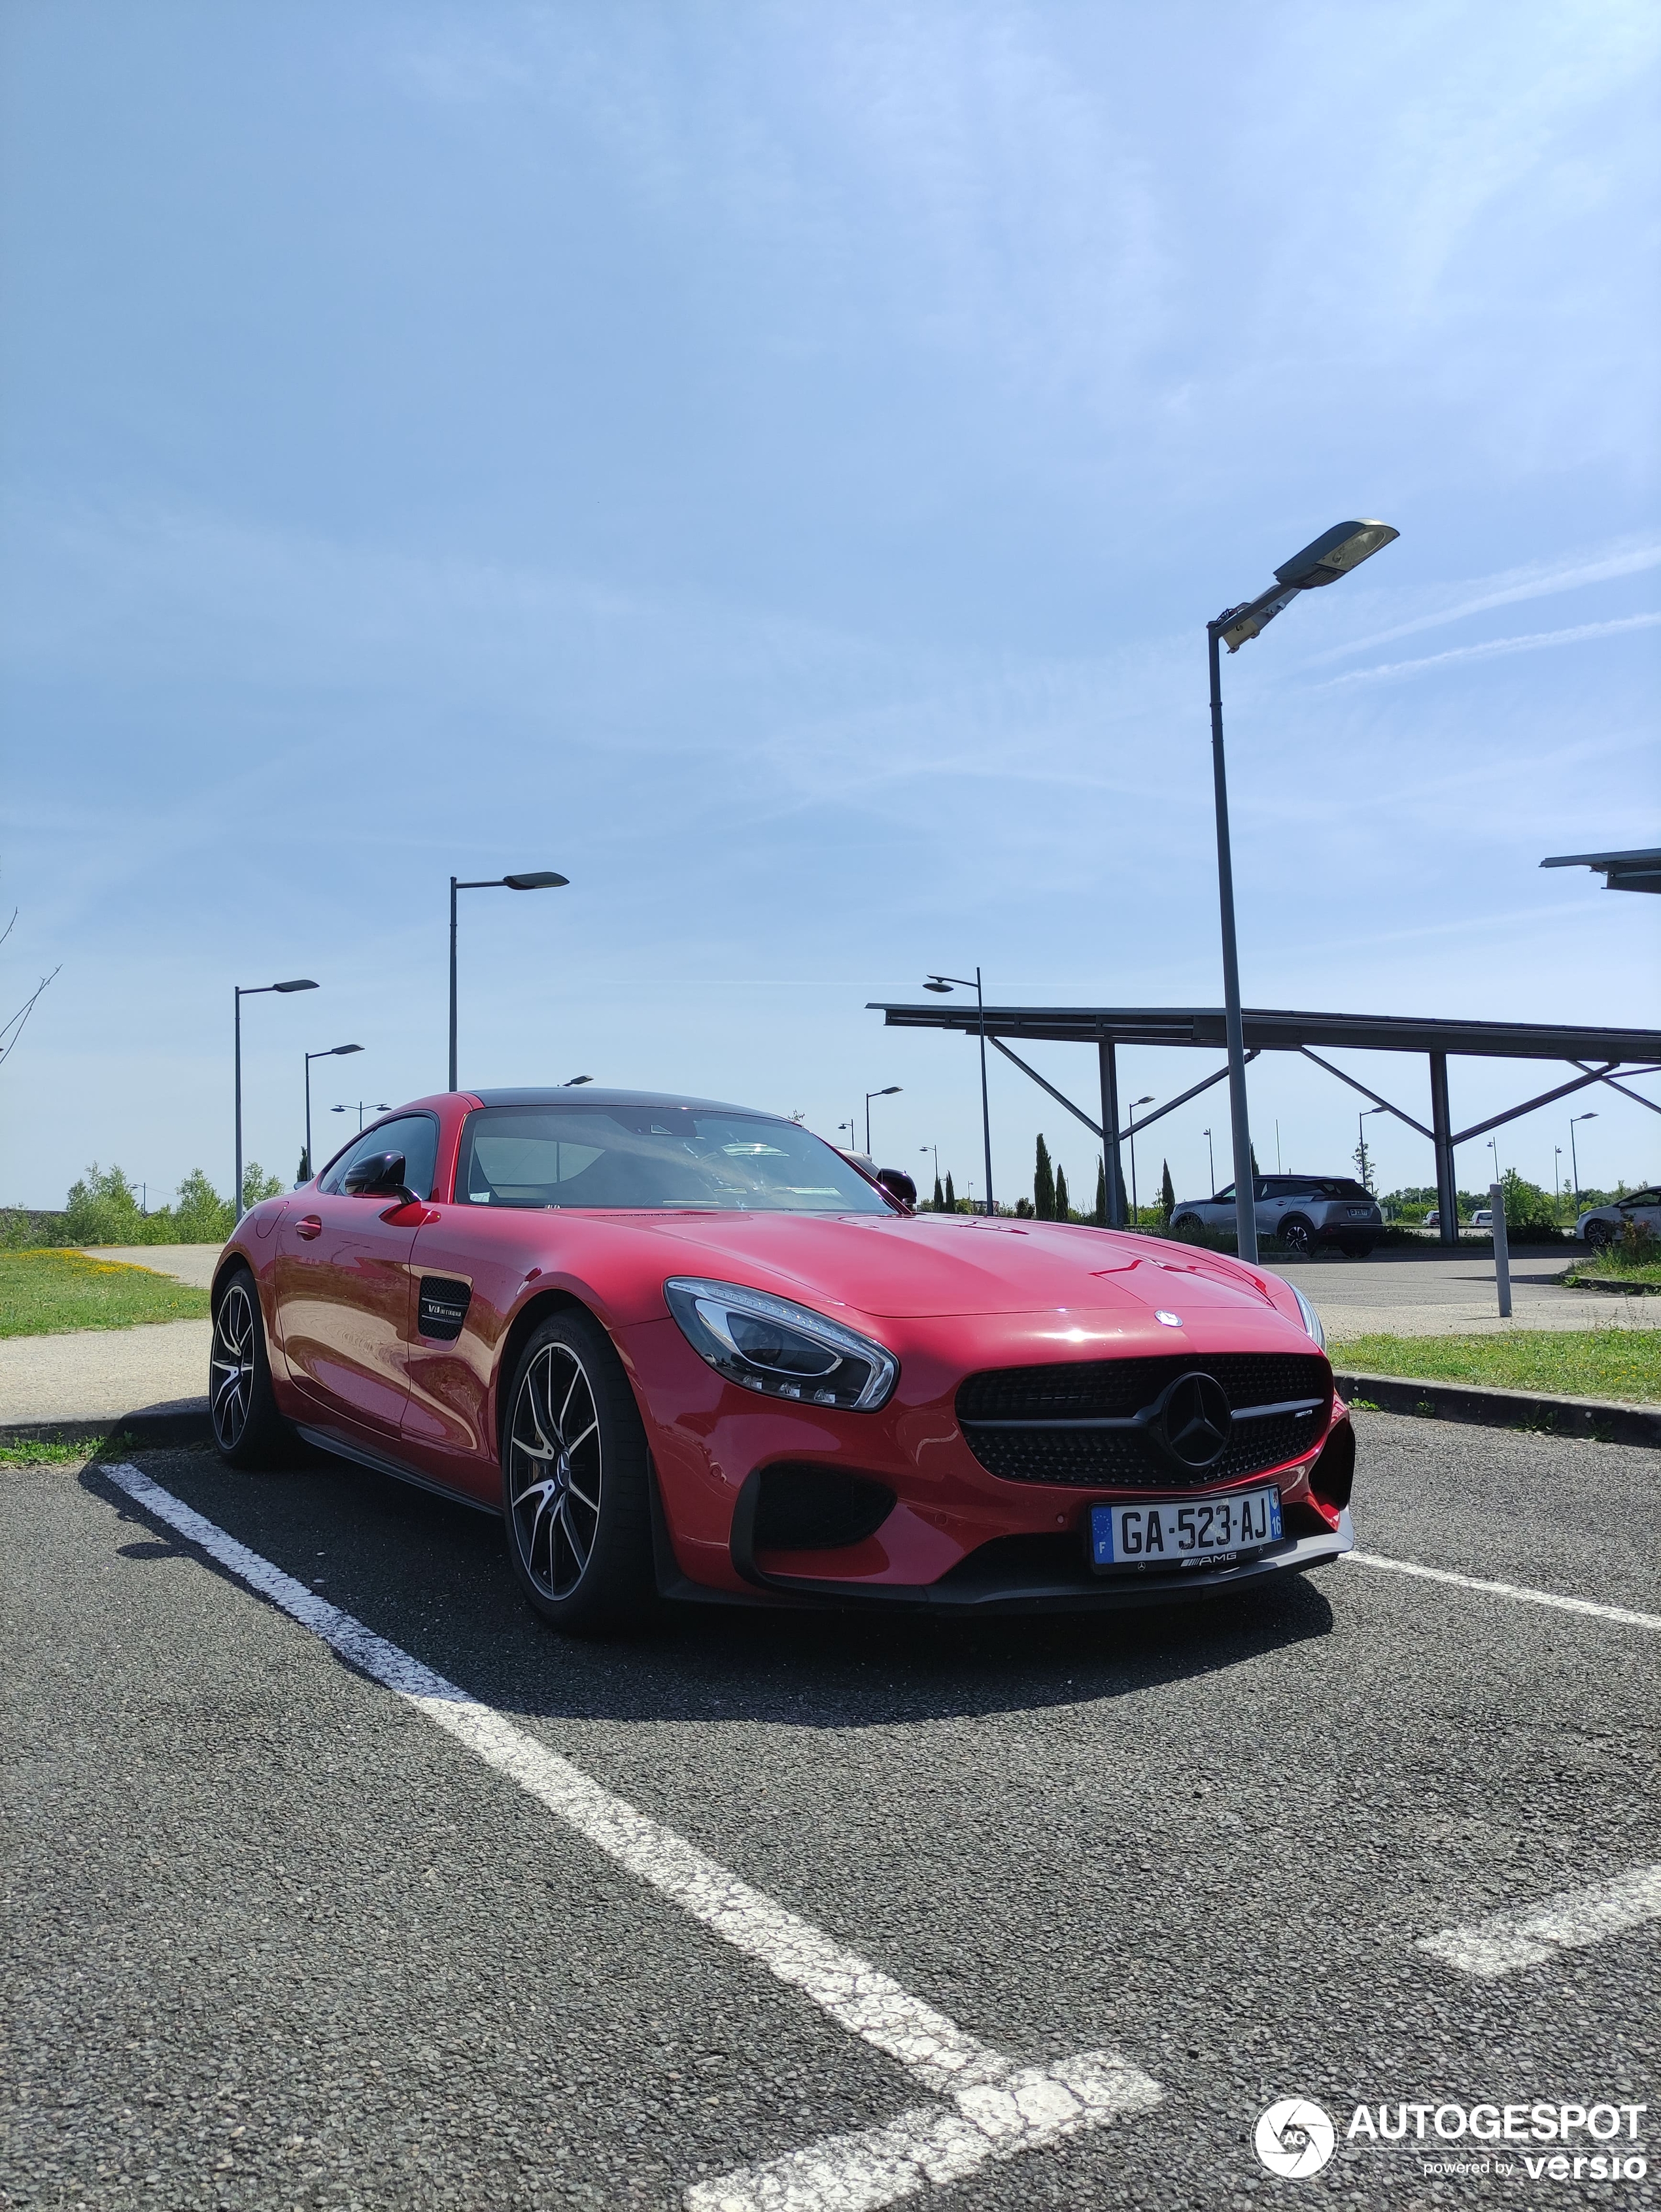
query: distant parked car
1471 1207 1493 1228
1171 1174 1382 1258
1575 1187 1661 1251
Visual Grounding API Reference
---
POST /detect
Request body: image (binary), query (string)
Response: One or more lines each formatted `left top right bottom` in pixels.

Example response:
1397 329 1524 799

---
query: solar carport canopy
869 1000 1661 1243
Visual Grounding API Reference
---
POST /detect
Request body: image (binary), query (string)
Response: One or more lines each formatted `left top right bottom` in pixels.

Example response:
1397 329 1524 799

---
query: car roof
469 1086 768 1115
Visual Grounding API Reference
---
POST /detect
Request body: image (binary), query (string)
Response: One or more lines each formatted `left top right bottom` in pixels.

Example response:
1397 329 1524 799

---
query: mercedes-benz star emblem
1152 1370 1233 1470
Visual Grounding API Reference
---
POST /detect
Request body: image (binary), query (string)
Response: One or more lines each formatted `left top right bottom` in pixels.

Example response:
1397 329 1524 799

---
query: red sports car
212 1088 1354 1629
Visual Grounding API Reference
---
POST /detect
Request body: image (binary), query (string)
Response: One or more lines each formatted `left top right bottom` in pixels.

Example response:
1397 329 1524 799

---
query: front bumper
655 1497 1354 1614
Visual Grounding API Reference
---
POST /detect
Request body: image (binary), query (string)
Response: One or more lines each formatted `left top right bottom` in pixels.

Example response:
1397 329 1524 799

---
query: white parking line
97 1465 1159 2209
1418 1863 1661 1979
1345 1549 1661 1630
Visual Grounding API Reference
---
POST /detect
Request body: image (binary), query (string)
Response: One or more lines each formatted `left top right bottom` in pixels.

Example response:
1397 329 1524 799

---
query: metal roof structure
1541 847 1661 894
869 999 1661 1244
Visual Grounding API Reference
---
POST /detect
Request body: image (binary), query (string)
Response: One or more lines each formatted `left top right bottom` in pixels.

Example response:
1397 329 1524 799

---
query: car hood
613 1209 1286 1322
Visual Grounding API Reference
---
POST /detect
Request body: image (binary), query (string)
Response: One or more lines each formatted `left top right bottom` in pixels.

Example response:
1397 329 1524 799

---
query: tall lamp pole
1127 1095 1154 1224
1207 520 1399 1261
303 1044 362 1180
449 870 569 1090
1568 1112 1596 1214
1203 1127 1215 1194
865 1085 900 1153
1358 1103 1388 1191
235 979 317 1221
925 968 995 1215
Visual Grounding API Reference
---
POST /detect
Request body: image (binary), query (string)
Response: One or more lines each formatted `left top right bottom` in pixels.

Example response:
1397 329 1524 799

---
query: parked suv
1575 1187 1661 1251
1171 1174 1383 1257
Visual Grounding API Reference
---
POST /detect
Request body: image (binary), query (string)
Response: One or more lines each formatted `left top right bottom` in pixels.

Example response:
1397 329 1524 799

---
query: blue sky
2 1 1657 1213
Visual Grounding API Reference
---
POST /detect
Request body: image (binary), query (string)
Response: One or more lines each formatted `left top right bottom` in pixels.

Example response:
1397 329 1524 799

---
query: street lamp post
334 1100 392 1134
1207 520 1399 1262
1203 1127 1215 1195
449 870 569 1090
865 1085 900 1153
1568 1112 1596 1214
925 969 994 1215
1358 1103 1388 1193
920 1143 939 1199
1127 1095 1154 1224
303 1044 362 1180
235 978 318 1221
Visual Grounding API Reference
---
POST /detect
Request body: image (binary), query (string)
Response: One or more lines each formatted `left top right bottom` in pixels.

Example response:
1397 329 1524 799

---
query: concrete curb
0 1406 211 1454
1562 1274 1661 1297
1334 1371 1660 1448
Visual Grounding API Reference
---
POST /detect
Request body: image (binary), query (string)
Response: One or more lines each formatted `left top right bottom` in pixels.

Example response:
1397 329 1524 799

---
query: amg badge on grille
417 1276 471 1342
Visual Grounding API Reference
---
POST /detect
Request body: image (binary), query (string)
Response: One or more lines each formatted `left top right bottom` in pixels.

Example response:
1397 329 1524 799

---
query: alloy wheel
509 1342 604 1601
211 1281 256 1450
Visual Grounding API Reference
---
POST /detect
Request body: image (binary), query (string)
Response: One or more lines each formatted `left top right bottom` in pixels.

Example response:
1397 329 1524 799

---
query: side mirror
343 1151 415 1203
877 1167 917 1208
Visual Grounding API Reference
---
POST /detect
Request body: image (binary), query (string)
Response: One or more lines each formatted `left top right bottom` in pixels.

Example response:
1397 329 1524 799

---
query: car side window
318 1115 439 1200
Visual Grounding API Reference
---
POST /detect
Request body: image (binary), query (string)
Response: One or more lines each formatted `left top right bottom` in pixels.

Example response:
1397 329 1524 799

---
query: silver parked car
1575 1186 1661 1251
1171 1174 1384 1258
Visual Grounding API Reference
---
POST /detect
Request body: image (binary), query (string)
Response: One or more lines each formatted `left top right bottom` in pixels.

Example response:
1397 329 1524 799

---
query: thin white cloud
1306 543 1661 664
1320 612 1661 686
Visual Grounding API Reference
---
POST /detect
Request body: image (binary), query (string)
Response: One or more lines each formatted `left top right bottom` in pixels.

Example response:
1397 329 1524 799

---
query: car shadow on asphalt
86 1446 1337 1733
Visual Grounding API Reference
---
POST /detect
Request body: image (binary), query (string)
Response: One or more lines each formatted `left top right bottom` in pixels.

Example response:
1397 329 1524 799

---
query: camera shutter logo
1255 2100 1336 2179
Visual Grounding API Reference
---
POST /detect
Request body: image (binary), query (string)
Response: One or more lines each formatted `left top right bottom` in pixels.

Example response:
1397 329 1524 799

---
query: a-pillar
1430 1051 1460 1248
1099 1038 1127 1227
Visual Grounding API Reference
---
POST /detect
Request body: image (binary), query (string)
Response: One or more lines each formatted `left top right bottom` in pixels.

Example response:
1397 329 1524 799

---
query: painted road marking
1345 1550 1661 1631
687 2054 1161 2212
1418 1863 1661 1979
97 1465 1159 2208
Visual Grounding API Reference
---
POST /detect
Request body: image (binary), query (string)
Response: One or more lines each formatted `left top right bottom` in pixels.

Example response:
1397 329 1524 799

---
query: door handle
296 1215 322 1241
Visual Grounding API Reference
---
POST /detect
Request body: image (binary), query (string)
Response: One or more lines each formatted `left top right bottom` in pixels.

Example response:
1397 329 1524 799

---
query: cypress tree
932 1174 945 1212
1054 1164 1070 1221
1093 1157 1106 1226
1160 1159 1175 1225
1034 1134 1055 1220
944 1169 957 1211
297 1146 311 1184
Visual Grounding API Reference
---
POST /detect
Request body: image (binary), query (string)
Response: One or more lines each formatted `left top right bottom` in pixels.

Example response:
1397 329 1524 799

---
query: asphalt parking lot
5 1414 1658 2211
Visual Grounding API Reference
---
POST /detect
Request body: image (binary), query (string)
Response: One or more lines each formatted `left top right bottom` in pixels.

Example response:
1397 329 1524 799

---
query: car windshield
454 1104 897 1214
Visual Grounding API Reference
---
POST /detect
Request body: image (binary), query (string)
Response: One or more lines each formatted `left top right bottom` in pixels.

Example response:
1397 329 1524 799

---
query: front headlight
1292 1284 1326 1350
664 1278 899 1411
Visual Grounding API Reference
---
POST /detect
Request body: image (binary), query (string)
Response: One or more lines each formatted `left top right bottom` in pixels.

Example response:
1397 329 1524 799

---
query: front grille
957 1352 1330 1490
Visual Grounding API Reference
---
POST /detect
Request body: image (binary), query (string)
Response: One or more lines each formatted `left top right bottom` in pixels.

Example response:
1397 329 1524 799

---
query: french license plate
1090 1486 1281 1571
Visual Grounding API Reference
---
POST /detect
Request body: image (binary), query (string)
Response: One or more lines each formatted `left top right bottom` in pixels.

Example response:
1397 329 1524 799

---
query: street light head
923 978 953 993
332 1043 364 1057
1275 520 1399 592
879 1085 901 1097
273 978 318 993
1132 1094 1154 1107
502 871 568 891
564 1074 593 1086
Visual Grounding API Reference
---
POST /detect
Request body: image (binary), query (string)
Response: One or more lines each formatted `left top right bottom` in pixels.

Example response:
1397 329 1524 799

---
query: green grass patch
0 1434 96 1464
1331 1329 1661 1406
0 1248 211 1337
1564 1257 1661 1288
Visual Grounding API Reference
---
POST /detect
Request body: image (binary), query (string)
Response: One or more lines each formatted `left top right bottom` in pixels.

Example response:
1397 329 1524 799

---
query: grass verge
1331 1329 1661 1406
1564 1259 1661 1289
0 1248 211 1337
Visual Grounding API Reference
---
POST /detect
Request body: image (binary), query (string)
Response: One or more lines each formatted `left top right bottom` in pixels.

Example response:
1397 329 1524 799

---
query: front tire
210 1265 292 1467
501 1309 653 1633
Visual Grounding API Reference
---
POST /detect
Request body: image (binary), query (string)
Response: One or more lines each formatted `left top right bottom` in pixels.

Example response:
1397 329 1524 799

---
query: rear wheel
1170 1213 1203 1234
1277 1215 1315 1258
501 1309 653 1634
210 1265 292 1467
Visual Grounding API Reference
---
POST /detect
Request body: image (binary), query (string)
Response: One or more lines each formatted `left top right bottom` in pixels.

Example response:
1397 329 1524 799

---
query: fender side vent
753 1465 896 1552
417 1276 471 1342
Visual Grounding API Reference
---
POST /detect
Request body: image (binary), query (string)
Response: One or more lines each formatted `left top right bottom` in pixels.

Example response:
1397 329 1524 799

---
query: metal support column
1430 1051 1459 1248
1098 1038 1126 1226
